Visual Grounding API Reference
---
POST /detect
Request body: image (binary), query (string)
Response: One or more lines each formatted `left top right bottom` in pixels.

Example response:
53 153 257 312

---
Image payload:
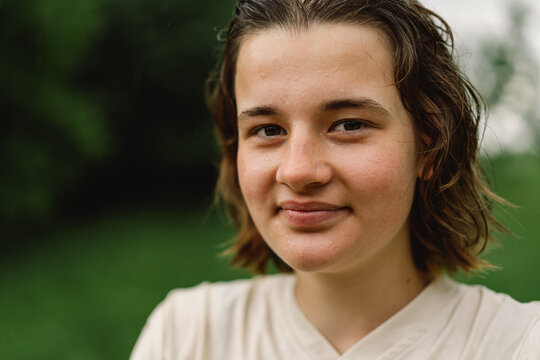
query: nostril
275 135 332 191
276 160 333 192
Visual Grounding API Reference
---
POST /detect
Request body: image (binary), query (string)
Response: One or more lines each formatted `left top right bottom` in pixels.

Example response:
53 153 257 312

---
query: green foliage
0 0 238 225
456 153 540 301
0 0 108 221
31 0 104 75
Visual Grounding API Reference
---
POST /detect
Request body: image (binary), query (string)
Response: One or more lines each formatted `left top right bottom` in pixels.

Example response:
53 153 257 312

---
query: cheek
371 154 415 194
347 146 414 183
236 151 254 203
236 148 274 209
343 145 417 216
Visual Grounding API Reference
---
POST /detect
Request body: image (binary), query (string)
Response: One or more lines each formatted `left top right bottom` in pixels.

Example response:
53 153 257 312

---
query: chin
262 225 358 274
277 246 348 273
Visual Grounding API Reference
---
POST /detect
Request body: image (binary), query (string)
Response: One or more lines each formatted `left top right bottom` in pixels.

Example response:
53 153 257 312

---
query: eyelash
330 119 369 132
252 125 287 137
250 119 370 138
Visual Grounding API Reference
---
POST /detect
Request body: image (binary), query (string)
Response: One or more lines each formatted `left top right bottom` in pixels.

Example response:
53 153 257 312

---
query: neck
294 246 429 354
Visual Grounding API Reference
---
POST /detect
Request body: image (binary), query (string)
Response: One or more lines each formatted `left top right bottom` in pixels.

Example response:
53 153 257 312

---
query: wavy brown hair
206 0 506 275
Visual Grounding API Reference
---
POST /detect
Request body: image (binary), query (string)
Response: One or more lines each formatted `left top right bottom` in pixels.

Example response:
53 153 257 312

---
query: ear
417 134 433 180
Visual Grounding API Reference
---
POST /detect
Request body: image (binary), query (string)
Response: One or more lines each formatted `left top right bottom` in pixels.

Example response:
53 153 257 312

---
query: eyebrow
237 97 390 122
320 98 390 116
237 105 277 123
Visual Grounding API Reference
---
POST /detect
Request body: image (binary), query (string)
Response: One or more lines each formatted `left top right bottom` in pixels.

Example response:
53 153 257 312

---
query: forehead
234 23 403 120
236 23 393 82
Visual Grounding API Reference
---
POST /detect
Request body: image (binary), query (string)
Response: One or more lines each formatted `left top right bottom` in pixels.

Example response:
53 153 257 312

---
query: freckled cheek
340 152 416 235
237 150 276 208
341 150 416 202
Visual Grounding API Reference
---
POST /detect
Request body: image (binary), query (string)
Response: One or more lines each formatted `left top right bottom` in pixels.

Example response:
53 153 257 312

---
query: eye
254 125 286 137
331 119 368 132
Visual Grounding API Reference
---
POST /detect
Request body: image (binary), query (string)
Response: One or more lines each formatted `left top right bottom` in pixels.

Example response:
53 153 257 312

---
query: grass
0 153 539 359
0 210 250 360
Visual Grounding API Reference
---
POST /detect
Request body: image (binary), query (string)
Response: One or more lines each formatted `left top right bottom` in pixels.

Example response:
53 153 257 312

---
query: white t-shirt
130 275 540 360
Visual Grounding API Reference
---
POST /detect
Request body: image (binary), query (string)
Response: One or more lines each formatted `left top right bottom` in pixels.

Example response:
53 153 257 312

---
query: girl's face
235 23 420 275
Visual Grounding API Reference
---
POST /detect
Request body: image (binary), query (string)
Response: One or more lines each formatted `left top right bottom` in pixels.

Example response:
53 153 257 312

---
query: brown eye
333 120 366 132
256 125 285 137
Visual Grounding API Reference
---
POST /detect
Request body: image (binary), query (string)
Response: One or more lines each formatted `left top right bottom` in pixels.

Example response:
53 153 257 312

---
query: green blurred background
0 1 538 359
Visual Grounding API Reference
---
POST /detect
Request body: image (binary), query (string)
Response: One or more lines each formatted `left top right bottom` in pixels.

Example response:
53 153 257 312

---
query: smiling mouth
277 201 350 228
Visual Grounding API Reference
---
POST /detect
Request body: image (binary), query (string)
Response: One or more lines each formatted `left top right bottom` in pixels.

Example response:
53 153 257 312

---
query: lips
278 201 349 228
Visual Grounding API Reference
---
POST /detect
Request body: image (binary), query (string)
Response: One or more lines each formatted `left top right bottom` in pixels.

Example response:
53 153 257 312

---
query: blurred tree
1 0 236 240
471 2 540 152
0 0 108 230
62 0 236 214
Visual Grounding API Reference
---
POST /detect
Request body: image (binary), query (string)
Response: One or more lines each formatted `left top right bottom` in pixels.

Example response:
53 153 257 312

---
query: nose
275 132 333 192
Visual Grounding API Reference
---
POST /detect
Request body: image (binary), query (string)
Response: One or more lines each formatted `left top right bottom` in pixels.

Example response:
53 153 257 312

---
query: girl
131 1 540 358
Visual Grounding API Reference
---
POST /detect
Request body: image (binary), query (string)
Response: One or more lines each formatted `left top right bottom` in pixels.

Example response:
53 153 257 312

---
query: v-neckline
278 276 461 359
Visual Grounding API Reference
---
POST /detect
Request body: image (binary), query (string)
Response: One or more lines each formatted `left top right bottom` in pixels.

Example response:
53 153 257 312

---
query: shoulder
454 280 540 320
513 314 540 360
160 274 293 320
130 274 294 360
450 280 540 359
168 272 291 301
